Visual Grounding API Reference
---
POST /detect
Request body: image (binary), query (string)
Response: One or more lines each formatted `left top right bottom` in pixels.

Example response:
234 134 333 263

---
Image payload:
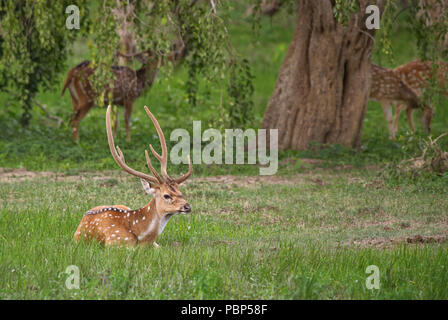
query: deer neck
137 64 158 91
130 198 173 243
130 199 159 243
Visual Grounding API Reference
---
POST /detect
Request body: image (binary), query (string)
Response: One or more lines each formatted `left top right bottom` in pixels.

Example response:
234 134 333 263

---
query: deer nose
183 203 191 213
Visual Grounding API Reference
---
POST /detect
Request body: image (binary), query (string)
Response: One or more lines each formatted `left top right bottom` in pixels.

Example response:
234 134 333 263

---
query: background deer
369 63 433 140
62 50 159 141
393 59 447 133
74 105 192 247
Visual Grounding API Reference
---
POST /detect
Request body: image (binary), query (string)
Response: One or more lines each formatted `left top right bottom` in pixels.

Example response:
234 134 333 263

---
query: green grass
1 4 448 300
1 169 447 299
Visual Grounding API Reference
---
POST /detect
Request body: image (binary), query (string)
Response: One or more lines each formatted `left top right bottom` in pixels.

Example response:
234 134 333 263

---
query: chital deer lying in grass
74 105 192 247
369 63 433 140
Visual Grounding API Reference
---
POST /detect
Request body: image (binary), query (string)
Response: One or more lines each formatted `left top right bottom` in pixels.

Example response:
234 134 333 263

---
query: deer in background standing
62 50 159 141
74 105 192 247
393 59 447 134
369 63 433 140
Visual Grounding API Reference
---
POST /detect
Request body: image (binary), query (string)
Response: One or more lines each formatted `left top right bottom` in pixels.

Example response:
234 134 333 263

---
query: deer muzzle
182 203 191 213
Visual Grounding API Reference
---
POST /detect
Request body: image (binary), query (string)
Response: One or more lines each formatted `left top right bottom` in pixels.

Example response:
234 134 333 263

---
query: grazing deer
74 105 192 247
393 59 447 133
369 63 433 140
62 50 159 141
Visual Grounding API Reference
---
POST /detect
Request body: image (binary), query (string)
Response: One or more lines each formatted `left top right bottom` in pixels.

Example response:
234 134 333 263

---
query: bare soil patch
0 163 377 187
0 167 128 183
186 175 303 187
1 167 323 189
406 234 447 244
346 234 447 248
0 167 55 182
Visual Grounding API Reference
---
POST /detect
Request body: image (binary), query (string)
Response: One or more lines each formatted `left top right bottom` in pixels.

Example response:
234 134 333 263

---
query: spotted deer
369 63 433 140
393 59 447 133
62 50 159 141
74 105 192 247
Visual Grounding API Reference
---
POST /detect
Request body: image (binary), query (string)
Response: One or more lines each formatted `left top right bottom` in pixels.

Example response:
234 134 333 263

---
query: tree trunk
261 0 384 150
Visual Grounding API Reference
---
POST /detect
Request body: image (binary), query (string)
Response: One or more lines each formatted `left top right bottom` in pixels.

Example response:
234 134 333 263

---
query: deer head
106 105 192 218
116 49 160 83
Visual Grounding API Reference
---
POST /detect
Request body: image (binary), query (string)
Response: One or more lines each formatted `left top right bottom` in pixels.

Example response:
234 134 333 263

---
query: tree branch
4 89 63 127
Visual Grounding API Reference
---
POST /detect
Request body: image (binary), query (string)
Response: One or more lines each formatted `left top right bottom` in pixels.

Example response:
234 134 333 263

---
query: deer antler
106 104 192 185
144 106 169 181
106 105 162 185
143 106 192 184
173 155 192 184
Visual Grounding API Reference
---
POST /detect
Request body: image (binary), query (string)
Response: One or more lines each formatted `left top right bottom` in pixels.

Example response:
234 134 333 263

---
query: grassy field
1 168 447 299
0 4 448 299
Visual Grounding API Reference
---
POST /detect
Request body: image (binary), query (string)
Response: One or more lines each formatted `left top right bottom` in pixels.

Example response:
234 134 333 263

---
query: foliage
226 58 254 128
86 0 254 128
406 0 448 62
0 0 87 125
1 3 448 173
375 0 448 105
333 0 359 25
373 0 396 64
0 0 255 128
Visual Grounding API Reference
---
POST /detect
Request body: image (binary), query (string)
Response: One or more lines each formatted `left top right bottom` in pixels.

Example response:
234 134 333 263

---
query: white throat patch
158 214 174 236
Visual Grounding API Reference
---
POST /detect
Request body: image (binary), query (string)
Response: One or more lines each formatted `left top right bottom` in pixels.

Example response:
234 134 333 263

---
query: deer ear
140 179 156 196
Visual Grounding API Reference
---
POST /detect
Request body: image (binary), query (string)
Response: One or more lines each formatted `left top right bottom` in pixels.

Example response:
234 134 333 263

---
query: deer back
394 59 448 97
370 63 417 104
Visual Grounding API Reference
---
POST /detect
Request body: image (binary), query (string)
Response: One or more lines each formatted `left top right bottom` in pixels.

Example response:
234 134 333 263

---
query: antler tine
144 106 170 181
173 155 193 185
145 149 164 183
106 105 160 185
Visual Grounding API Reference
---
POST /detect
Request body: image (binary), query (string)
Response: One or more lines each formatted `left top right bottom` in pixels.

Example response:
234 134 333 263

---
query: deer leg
69 90 81 141
406 107 415 132
393 103 405 138
124 101 133 142
381 102 395 140
69 95 78 115
71 102 93 141
421 106 433 133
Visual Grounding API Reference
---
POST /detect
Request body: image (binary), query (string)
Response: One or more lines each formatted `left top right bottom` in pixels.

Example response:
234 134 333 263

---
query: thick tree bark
261 0 384 150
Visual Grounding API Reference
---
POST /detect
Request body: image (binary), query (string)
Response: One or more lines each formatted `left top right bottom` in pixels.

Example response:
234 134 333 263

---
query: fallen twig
4 89 63 127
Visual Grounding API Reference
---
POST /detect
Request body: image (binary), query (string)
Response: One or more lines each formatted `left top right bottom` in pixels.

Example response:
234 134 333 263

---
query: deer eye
163 194 172 200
